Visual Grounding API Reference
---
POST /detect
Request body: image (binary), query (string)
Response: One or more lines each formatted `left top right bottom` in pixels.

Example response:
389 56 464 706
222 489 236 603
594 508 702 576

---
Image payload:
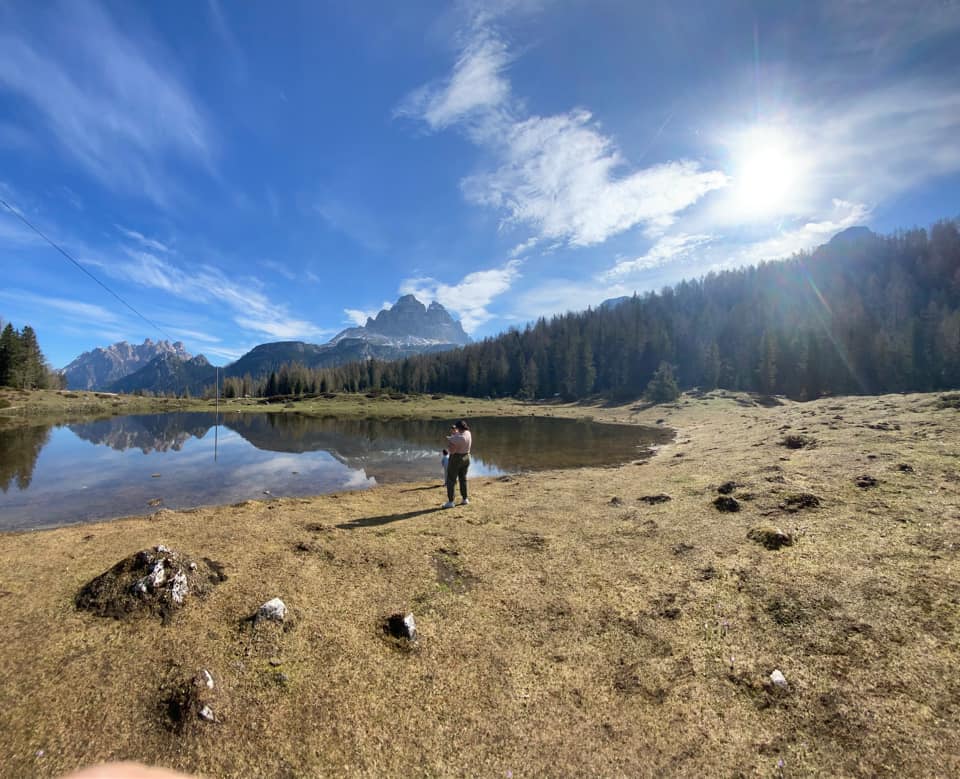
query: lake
0 412 672 531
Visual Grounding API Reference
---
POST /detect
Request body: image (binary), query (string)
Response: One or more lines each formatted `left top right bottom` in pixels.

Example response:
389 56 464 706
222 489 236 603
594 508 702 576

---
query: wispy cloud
85 248 327 342
315 198 388 253
0 288 120 323
399 259 521 332
0 1 214 204
398 23 727 247
602 234 714 280
116 225 171 253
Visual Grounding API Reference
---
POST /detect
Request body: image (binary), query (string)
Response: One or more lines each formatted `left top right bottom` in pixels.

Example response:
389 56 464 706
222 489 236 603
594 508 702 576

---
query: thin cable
0 197 177 342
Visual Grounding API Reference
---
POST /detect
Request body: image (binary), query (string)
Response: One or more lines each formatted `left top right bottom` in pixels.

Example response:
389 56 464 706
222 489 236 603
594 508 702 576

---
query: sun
730 127 804 218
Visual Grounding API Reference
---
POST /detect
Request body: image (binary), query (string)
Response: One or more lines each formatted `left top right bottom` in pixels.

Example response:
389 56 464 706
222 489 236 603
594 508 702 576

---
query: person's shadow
335 507 443 530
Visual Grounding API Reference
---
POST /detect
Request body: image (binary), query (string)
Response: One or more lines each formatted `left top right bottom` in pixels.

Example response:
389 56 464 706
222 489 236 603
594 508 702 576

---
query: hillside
302 221 960 400
109 353 217 396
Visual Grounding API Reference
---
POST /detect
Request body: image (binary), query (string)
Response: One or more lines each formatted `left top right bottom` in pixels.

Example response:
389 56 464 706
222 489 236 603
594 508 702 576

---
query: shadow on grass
336 507 444 530
400 485 443 493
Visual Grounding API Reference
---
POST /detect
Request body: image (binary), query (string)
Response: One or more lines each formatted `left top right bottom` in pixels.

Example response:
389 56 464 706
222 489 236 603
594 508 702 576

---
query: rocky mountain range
62 339 191 391
67 296 471 395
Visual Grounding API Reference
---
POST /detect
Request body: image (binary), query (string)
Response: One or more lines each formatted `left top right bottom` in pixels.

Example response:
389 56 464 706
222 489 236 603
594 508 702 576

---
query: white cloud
602 234 714 280
396 30 511 130
463 110 727 246
343 302 392 327
399 26 727 247
0 2 214 204
399 259 521 332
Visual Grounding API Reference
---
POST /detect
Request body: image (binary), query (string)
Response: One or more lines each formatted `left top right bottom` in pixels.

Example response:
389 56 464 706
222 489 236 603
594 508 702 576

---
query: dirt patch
747 526 793 550
713 495 741 512
782 434 816 449
75 546 225 622
717 481 739 495
780 493 821 512
432 548 475 593
639 494 671 504
160 669 218 733
855 475 879 488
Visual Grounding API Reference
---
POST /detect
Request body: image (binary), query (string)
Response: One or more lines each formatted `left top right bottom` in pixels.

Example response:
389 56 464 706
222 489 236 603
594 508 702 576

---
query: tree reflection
0 424 51 492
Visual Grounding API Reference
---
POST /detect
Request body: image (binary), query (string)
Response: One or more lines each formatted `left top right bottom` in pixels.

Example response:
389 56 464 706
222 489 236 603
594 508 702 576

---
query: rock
897 463 914 473
856 475 879 488
256 598 287 623
770 669 788 688
76 546 224 621
384 612 417 642
269 657 283 667
198 705 215 722
609 497 624 506
747 526 793 550
199 670 215 689
713 495 740 512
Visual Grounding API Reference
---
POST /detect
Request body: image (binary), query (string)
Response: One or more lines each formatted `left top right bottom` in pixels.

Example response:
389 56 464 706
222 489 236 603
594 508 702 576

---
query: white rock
257 598 287 622
170 571 188 605
147 561 166 588
770 669 788 688
401 613 417 641
155 544 170 554
199 669 215 689
198 705 215 722
188 562 198 571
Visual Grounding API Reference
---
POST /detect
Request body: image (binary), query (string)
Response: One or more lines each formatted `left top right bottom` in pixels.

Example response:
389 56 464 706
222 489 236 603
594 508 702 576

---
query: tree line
214 221 960 402
0 321 63 390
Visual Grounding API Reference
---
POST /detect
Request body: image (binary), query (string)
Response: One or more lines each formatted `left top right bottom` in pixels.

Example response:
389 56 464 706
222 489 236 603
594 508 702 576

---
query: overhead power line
0 197 177 343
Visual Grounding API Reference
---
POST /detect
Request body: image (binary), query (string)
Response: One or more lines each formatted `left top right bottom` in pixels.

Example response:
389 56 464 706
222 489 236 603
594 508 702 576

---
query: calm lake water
0 413 672 531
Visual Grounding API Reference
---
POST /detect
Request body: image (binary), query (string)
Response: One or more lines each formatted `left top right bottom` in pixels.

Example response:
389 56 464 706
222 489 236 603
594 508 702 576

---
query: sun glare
731 127 804 218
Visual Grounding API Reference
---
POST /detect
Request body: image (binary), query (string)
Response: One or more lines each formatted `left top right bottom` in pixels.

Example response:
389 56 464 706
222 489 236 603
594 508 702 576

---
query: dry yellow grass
1 391 959 777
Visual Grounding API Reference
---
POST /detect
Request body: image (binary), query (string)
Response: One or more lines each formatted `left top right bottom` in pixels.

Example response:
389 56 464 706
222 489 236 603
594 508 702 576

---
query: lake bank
1 391 959 776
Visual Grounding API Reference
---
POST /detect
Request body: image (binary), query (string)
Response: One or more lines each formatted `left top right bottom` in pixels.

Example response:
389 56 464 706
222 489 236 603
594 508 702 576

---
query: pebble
198 705 215 722
199 669 215 689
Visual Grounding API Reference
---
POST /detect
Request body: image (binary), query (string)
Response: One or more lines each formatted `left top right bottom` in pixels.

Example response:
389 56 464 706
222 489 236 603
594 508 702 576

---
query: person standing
442 420 471 508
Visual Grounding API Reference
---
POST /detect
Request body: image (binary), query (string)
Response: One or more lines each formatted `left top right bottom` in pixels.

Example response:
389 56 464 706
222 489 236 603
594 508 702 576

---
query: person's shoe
441 501 455 509
459 498 470 506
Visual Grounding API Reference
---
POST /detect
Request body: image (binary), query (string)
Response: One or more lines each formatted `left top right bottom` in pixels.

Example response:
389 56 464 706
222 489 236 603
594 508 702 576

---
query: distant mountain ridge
90 296 470 395
224 295 470 380
62 339 191 390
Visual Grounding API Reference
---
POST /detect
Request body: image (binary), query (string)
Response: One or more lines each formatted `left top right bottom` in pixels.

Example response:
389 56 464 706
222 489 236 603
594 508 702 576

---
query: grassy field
1 390 959 777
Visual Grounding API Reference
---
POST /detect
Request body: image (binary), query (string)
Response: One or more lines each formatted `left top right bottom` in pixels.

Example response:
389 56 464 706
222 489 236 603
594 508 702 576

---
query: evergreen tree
645 362 680 403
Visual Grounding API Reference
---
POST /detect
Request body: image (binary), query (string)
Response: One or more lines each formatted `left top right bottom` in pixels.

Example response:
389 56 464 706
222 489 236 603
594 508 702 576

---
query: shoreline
1 390 959 776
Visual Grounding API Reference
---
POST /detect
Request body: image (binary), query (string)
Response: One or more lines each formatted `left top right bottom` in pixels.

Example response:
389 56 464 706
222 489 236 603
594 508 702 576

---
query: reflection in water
0 425 51 492
0 412 671 531
69 413 213 453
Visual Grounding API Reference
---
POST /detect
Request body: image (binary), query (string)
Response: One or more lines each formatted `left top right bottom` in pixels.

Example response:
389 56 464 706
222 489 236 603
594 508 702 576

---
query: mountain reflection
68 413 214 453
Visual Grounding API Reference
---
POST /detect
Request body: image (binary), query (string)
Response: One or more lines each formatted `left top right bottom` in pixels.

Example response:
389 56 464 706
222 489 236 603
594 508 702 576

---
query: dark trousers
446 453 470 502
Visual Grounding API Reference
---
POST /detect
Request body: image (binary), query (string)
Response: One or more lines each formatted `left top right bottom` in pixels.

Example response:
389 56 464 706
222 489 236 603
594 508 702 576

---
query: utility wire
0 197 177 343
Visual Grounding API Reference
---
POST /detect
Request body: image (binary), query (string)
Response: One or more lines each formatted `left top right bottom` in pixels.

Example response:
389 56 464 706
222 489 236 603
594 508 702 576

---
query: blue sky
1 0 959 368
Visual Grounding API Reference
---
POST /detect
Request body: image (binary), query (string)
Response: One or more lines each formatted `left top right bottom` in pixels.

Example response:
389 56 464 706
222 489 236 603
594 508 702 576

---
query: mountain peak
63 338 193 390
